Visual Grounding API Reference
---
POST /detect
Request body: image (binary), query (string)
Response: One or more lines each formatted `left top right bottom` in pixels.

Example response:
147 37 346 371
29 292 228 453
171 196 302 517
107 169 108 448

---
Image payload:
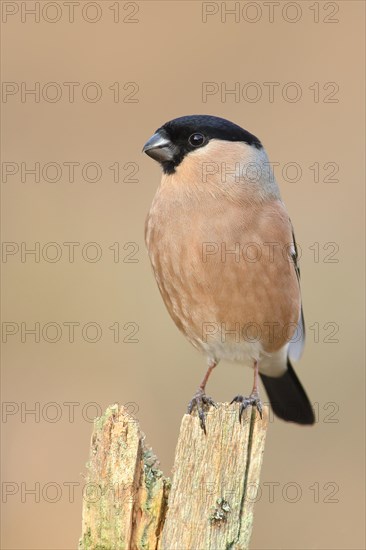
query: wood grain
160 403 268 550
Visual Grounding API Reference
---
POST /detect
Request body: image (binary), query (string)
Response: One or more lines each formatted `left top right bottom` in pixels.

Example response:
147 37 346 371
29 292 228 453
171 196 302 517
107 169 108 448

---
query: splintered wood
79 403 268 550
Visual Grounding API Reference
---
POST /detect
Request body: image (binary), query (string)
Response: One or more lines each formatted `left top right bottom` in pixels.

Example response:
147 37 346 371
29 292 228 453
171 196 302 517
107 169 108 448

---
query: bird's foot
187 388 216 434
231 391 263 422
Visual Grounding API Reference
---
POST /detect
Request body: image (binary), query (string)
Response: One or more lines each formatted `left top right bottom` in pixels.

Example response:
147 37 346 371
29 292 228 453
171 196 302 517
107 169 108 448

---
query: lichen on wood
79 404 170 550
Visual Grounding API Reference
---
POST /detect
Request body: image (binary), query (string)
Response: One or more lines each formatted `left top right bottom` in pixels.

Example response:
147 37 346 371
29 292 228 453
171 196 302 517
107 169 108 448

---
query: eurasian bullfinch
143 115 314 431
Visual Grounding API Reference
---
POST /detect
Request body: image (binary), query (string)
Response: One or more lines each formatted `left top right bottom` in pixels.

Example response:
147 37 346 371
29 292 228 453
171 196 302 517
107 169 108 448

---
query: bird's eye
188 133 205 147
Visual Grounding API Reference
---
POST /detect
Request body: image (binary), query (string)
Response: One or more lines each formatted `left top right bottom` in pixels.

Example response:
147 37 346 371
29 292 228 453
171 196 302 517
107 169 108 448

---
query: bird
143 114 315 431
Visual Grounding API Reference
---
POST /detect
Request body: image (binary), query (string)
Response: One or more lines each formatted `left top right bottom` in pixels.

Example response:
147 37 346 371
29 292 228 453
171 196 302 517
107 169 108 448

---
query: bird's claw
231 392 263 422
187 388 217 434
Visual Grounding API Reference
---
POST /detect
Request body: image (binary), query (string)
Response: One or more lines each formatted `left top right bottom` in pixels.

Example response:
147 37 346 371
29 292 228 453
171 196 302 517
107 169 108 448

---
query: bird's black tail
260 358 315 425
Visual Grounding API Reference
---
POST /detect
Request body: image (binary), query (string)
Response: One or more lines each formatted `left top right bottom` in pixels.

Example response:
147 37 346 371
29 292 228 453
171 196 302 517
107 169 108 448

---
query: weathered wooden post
79 402 268 550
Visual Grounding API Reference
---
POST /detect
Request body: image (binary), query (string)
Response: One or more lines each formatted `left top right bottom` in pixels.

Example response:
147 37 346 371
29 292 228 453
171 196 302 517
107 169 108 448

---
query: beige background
1 1 365 548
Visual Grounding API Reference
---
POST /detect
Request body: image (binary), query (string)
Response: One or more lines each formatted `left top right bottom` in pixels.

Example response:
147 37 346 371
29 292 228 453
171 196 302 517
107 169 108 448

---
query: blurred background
1 1 365 548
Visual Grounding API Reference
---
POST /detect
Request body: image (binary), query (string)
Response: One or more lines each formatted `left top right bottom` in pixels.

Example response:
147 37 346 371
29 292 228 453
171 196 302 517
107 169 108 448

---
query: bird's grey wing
288 221 305 361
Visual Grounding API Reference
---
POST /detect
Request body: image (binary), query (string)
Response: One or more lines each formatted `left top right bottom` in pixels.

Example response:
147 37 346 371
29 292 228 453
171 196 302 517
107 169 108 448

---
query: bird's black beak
142 131 176 162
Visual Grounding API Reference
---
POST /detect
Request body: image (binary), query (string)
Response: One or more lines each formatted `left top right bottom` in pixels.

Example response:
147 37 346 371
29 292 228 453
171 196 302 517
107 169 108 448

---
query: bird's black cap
160 115 262 148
